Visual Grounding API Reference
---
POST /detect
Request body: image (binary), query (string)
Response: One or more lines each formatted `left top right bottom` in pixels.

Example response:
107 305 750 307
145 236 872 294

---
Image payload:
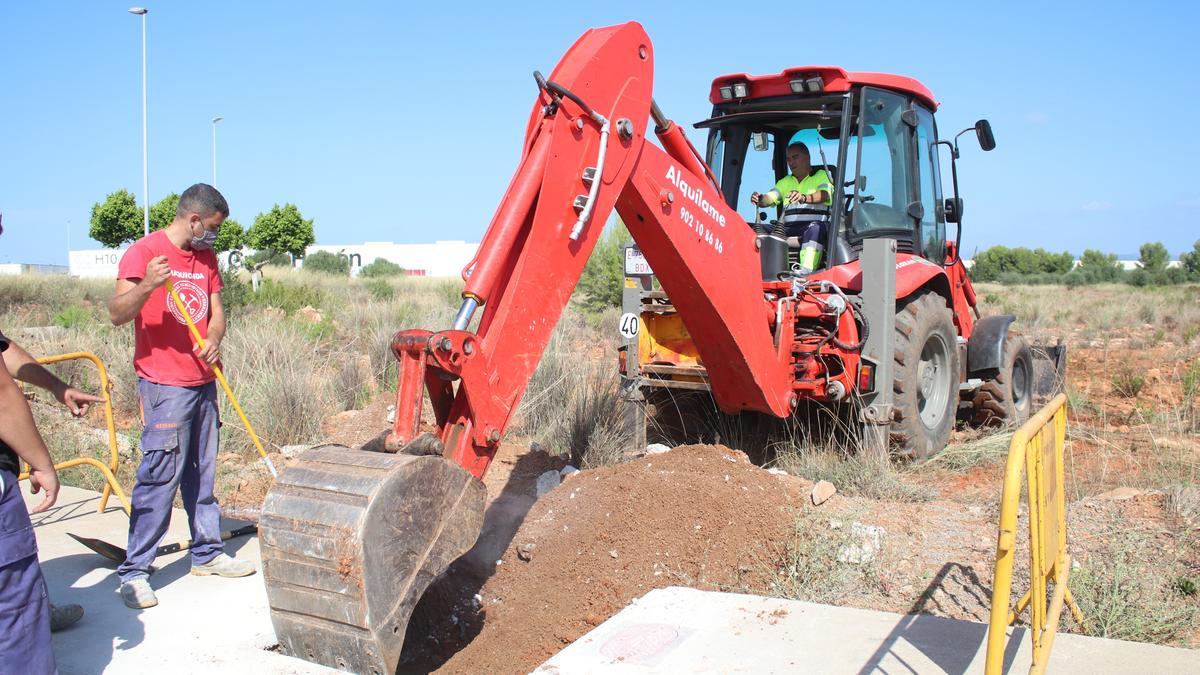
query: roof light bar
789 79 806 94
805 77 825 93
731 82 749 98
718 85 733 100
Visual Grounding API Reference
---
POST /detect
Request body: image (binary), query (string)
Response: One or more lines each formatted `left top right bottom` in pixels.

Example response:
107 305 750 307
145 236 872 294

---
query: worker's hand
787 190 804 204
142 256 171 289
750 191 762 206
58 387 105 417
27 465 60 514
195 337 222 366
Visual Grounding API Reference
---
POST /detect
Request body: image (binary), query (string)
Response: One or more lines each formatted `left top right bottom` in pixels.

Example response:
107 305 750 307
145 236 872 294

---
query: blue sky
2 1 1197 264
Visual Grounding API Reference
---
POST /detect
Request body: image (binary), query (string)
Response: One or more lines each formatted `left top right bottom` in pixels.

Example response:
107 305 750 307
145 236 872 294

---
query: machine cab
700 68 948 268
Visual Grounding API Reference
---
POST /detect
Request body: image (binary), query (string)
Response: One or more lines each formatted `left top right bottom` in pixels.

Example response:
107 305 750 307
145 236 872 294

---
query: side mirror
944 197 964 223
975 119 996 151
750 132 769 152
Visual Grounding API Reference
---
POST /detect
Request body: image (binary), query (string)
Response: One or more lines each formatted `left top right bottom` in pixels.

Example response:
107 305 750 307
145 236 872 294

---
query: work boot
120 578 158 609
190 553 256 578
49 603 84 632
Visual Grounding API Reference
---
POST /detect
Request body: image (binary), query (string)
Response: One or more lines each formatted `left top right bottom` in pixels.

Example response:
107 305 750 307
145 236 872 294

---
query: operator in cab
750 133 833 275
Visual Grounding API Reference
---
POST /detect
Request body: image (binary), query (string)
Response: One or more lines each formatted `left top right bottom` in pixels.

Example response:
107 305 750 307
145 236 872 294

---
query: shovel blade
67 532 125 564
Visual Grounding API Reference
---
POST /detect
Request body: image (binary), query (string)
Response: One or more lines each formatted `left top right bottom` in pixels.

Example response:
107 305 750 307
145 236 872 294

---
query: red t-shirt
117 230 224 387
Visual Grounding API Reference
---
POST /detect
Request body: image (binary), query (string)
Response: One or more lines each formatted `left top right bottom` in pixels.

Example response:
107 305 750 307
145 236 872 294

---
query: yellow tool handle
165 280 278 478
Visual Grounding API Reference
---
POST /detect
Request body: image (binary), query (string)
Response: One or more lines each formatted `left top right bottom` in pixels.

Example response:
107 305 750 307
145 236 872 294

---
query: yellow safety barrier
985 393 1085 675
17 352 131 515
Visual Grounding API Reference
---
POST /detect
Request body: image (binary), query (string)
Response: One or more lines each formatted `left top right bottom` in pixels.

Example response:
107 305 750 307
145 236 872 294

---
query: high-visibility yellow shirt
767 169 833 206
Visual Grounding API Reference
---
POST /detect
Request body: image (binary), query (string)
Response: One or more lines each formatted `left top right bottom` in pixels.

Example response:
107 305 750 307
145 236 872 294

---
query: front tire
972 335 1034 426
890 292 960 459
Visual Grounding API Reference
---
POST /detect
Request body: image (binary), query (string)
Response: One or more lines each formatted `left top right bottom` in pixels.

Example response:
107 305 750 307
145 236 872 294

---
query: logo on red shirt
166 278 209 325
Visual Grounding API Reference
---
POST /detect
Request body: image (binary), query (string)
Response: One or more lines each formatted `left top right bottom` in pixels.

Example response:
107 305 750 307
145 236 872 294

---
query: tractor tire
890 292 960 460
972 335 1034 426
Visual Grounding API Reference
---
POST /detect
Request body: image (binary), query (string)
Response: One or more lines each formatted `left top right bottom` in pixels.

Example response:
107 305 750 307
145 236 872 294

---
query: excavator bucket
1031 340 1068 405
259 444 485 675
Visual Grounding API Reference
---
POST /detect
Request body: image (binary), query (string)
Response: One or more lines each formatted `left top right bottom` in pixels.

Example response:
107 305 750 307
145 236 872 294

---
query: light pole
129 7 149 235
211 116 223 187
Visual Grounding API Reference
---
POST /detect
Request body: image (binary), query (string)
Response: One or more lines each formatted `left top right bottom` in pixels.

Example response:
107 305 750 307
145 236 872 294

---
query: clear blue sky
2 1 1197 264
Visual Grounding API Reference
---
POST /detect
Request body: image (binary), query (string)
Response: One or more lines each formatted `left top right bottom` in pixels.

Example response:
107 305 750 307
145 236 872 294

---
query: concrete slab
24 484 333 675
536 586 1200 675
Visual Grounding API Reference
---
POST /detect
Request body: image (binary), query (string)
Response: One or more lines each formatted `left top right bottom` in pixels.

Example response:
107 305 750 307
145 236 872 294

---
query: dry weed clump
1070 532 1200 645
770 507 884 605
511 310 630 469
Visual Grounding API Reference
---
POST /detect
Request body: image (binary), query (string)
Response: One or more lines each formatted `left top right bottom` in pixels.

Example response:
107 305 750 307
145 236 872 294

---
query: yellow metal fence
17 352 130 515
985 392 1084 674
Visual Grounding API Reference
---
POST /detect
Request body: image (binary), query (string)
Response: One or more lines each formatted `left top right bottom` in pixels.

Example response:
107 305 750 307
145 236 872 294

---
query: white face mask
190 221 219 250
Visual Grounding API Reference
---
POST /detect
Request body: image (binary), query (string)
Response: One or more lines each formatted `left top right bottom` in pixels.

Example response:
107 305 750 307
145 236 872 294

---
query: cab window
847 87 916 237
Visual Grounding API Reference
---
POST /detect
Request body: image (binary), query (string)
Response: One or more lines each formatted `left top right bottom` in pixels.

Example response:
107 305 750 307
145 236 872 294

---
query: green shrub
247 250 293 267
252 279 323 314
576 220 632 313
221 274 252 310
360 258 404 278
303 250 350 275
53 305 93 329
1111 368 1146 398
363 278 394 301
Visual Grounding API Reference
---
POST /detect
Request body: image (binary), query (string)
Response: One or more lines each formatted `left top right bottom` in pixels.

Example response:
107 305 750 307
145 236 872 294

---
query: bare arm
109 255 170 326
0 351 58 512
2 340 105 416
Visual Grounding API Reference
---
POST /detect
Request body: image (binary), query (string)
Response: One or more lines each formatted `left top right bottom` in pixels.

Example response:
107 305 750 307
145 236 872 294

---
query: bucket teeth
260 444 485 675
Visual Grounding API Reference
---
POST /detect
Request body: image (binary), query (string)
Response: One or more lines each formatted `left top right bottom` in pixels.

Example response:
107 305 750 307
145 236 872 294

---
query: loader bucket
259 444 485 675
1030 341 1068 405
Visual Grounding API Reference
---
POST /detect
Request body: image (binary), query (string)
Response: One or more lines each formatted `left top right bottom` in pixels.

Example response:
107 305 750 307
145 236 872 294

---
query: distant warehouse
67 240 479 279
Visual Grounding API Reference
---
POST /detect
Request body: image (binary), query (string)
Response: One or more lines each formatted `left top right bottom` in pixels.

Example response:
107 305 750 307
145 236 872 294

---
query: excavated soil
401 444 806 674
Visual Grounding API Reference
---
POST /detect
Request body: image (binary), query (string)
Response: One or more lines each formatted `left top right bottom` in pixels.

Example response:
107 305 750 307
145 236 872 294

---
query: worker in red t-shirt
109 184 255 610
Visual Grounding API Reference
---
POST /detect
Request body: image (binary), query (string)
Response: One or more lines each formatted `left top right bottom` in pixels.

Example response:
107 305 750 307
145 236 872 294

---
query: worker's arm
109 255 171 326
195 292 225 365
2 340 104 416
0 351 58 513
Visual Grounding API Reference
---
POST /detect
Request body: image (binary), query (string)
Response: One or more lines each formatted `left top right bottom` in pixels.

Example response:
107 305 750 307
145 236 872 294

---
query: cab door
913 105 946 264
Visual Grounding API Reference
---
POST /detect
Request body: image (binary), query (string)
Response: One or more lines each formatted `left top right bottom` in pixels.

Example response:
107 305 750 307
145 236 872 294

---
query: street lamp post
212 116 224 187
129 7 149 235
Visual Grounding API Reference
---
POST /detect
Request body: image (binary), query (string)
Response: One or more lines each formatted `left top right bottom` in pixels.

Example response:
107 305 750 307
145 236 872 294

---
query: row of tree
970 240 1200 286
88 189 316 258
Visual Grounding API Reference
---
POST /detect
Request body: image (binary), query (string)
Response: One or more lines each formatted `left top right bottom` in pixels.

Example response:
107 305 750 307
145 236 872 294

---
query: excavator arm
389 22 793 481
260 22 794 674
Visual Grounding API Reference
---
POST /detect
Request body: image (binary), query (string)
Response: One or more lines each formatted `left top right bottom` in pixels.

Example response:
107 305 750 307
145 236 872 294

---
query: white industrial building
65 240 479 279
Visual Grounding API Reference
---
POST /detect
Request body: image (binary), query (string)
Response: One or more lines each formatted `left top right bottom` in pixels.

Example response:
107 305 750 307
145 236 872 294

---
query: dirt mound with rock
429 444 806 674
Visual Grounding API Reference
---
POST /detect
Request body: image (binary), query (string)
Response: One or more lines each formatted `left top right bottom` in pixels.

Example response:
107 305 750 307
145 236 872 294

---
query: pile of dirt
424 444 806 674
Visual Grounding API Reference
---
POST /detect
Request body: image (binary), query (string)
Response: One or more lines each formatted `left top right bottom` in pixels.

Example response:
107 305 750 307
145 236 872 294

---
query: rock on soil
811 480 837 506
430 444 804 674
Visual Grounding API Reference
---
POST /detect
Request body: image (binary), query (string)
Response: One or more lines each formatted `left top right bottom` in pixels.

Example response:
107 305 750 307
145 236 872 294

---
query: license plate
624 247 653 276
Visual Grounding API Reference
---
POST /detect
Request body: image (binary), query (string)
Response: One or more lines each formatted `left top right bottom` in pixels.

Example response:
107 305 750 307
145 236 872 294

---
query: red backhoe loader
259 22 1064 674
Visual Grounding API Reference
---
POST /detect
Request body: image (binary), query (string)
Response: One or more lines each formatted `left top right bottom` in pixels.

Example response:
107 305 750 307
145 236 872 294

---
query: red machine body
386 22 979 480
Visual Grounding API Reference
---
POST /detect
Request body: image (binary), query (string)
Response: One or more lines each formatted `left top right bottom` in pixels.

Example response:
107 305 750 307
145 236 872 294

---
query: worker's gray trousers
118 379 223 583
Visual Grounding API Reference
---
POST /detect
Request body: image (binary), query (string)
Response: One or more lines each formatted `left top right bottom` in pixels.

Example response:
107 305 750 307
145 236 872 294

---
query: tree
88 189 143 248
215 218 245 253
360 257 404 278
1078 248 1124 282
577 220 632 312
303 250 349 275
969 246 1074 282
247 203 315 258
1138 242 1170 272
1178 239 1200 281
149 193 179 232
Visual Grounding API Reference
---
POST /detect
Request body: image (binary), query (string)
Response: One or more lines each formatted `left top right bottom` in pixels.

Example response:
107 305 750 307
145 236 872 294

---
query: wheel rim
917 332 952 429
1012 353 1031 414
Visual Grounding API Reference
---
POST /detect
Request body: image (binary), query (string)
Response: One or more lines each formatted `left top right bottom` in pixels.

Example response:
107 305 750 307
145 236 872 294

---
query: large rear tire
972 335 1034 426
890 292 960 459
